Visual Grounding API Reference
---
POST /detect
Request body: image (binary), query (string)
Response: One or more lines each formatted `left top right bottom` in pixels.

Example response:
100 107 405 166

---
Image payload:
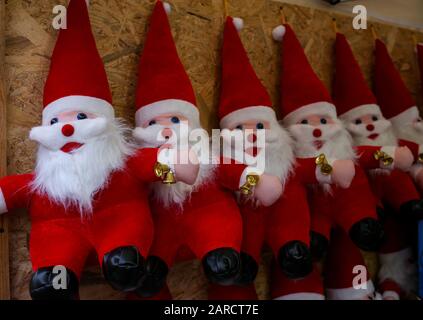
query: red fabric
324 228 368 289
279 24 333 119
309 192 334 240
378 279 404 298
238 175 311 263
374 39 416 119
148 180 242 267
217 160 247 191
355 145 383 170
127 147 163 183
310 166 378 234
135 1 196 109
295 157 321 184
43 0 112 107
0 152 160 278
333 33 377 116
218 17 273 120
379 216 410 254
369 169 420 213
270 263 324 299
418 43 423 97
208 283 258 300
398 139 420 162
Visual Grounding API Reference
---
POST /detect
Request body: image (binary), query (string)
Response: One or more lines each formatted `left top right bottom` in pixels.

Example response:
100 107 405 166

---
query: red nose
366 124 375 132
248 134 257 143
313 129 322 138
62 124 75 137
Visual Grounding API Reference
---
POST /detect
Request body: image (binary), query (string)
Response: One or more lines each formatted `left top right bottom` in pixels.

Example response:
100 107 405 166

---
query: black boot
310 231 329 262
235 252 259 285
102 246 145 292
202 248 241 286
349 218 385 251
278 241 312 279
134 256 169 298
400 199 423 220
30 266 79 300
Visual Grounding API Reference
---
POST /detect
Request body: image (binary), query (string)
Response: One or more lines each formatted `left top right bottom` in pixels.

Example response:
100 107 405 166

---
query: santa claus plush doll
130 1 243 298
273 24 385 252
209 16 360 300
418 42 423 97
333 33 419 299
0 0 176 299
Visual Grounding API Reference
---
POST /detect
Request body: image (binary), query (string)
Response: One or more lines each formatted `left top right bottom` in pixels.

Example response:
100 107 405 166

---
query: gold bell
315 154 333 175
374 150 393 167
418 153 423 164
240 174 260 196
154 162 176 184
163 170 176 185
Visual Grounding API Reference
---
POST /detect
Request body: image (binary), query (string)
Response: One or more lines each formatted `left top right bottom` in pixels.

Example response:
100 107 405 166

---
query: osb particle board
4 0 423 299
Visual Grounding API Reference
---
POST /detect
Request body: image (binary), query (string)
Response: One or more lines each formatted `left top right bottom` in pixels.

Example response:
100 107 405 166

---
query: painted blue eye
256 123 264 129
372 115 378 121
149 120 156 126
301 119 308 124
77 113 87 120
235 125 243 130
171 117 180 124
320 118 327 124
355 119 362 125
50 118 58 125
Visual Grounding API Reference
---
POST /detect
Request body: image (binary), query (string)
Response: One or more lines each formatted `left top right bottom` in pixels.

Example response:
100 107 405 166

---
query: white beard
134 120 216 210
289 118 356 160
347 119 398 147
31 118 134 216
393 121 423 145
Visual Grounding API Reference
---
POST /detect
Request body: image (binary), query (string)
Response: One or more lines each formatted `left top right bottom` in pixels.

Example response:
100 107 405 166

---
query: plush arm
295 157 333 185
398 139 421 163
217 159 248 191
127 148 164 183
0 174 34 214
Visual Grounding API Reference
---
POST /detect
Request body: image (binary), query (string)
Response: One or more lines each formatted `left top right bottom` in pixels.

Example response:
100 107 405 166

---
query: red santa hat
43 0 114 126
272 24 337 126
135 1 199 127
324 229 376 300
417 42 423 98
218 16 276 128
333 33 382 122
374 38 418 127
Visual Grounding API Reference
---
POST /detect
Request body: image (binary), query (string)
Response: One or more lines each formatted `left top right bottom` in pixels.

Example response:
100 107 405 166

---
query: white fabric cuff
315 157 335 184
239 166 263 188
0 189 8 214
157 148 176 172
382 290 400 300
380 146 396 170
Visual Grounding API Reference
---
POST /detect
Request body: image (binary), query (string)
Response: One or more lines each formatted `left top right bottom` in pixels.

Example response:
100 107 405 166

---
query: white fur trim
163 2 171 14
135 99 199 126
274 293 325 300
379 248 416 293
272 25 286 42
380 146 396 170
0 189 8 214
238 166 263 189
339 104 382 123
220 106 276 129
232 17 244 31
410 163 423 180
283 101 337 127
158 148 176 172
326 280 375 300
390 106 419 128
382 290 400 300
42 96 114 125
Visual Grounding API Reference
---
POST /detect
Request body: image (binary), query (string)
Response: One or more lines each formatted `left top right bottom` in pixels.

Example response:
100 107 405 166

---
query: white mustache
346 119 391 137
29 118 108 151
133 123 190 148
289 123 342 142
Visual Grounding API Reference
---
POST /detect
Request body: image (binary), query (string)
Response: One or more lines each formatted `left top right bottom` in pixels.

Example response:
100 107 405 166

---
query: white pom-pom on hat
232 17 244 31
272 25 286 42
163 2 172 14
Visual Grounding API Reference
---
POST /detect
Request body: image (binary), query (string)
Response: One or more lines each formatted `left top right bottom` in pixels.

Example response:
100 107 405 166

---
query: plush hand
254 174 283 207
173 148 200 185
394 146 414 171
331 159 355 189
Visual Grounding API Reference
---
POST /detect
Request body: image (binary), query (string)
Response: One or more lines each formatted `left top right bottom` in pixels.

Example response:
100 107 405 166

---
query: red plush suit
145 168 242 269
0 148 162 278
